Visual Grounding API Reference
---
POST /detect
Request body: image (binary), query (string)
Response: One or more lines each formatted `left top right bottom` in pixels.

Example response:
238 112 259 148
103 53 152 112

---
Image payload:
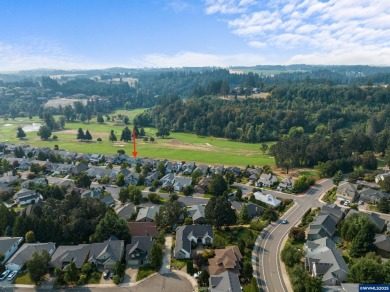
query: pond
22 122 42 132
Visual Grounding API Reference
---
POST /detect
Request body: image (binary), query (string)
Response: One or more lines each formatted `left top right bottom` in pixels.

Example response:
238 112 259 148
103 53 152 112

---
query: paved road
253 179 334 292
2 273 193 292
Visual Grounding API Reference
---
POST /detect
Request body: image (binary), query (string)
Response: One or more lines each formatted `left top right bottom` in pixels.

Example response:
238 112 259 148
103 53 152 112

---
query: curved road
253 179 334 292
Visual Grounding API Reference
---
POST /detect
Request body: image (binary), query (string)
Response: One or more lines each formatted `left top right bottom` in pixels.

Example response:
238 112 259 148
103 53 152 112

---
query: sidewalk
159 234 172 274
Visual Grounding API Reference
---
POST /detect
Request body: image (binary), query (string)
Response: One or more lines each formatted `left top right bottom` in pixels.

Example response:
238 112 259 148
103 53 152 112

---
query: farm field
0 109 275 167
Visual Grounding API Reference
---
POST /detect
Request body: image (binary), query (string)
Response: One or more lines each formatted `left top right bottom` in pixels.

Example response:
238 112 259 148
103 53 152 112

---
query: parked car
281 219 288 224
343 201 349 206
0 270 10 281
103 270 111 279
358 200 364 205
7 271 17 281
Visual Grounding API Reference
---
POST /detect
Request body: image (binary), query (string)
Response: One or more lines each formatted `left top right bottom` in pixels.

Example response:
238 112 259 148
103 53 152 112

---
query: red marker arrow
132 130 138 157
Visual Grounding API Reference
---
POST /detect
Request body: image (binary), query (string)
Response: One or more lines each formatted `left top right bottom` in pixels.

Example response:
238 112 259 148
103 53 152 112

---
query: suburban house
256 173 278 187
345 209 385 232
85 167 117 180
335 182 358 202
231 202 264 218
318 204 345 225
210 165 224 175
71 163 88 175
125 173 140 185
182 162 196 175
253 192 281 208
375 171 390 183
208 246 243 276
358 188 389 204
50 244 91 269
136 205 160 222
87 237 124 270
0 175 19 186
187 205 206 224
0 237 23 265
307 215 337 241
160 174 192 191
374 235 390 258
194 165 209 175
90 154 105 164
277 177 294 191
195 177 213 193
209 270 241 292
144 172 160 186
304 237 349 286
174 225 213 259
125 236 153 266
116 203 137 221
21 178 47 189
6 242 56 271
13 188 42 206
128 222 158 237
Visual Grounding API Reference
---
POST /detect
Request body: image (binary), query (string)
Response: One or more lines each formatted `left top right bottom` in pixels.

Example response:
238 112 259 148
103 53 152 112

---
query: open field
0 109 275 167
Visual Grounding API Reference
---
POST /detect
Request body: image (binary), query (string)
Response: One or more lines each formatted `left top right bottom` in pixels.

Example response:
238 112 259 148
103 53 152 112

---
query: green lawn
13 271 34 284
136 265 156 281
171 258 189 270
0 110 275 167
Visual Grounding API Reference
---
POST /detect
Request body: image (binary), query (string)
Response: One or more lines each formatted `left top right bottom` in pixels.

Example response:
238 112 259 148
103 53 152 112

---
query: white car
343 201 349 206
358 200 364 205
0 270 10 281
7 271 17 281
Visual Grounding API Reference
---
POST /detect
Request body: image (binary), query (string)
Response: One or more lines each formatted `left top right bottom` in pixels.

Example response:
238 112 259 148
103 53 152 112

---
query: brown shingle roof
128 222 158 237
208 246 243 276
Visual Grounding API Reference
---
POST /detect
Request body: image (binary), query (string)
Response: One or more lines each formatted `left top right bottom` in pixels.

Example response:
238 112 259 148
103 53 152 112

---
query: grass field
0 109 275 167
13 271 33 284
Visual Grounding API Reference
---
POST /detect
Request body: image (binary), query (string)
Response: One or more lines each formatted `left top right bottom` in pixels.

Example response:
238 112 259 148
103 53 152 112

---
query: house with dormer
174 225 213 259
87 237 124 270
253 191 281 207
125 236 153 266
256 173 278 187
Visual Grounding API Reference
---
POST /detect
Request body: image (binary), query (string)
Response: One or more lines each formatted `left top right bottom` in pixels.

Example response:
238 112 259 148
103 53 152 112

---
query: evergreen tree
97 114 104 123
150 240 163 270
109 130 117 142
239 204 252 224
85 130 92 140
120 126 132 142
333 170 343 186
377 197 389 214
77 128 85 140
16 127 26 139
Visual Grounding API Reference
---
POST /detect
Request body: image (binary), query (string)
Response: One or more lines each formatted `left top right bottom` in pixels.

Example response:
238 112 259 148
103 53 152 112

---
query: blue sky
1 0 389 70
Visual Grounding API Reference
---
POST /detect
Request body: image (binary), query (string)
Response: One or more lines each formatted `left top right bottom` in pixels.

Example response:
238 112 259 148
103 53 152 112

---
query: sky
0 0 390 70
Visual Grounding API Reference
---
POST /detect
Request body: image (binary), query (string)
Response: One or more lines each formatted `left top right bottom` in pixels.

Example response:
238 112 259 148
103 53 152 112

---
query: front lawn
86 271 102 284
171 258 189 270
13 271 34 284
136 265 156 281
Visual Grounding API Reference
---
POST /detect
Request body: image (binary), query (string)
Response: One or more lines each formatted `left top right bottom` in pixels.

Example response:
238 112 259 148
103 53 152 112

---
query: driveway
159 234 172 274
124 267 138 284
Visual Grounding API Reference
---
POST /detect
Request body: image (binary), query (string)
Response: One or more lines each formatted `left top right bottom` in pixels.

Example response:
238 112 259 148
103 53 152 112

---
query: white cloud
204 0 256 15
0 38 101 71
127 51 268 67
206 0 390 65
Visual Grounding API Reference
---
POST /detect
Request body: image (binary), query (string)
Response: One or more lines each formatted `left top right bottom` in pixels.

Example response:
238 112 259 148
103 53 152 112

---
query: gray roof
336 182 357 199
125 236 153 261
88 238 124 266
100 195 115 206
374 234 390 252
305 237 349 285
319 204 345 224
14 188 36 199
0 237 23 256
359 188 389 202
345 209 385 232
209 270 241 292
309 214 337 237
7 242 56 268
187 205 206 221
136 205 160 222
116 203 136 220
50 244 90 269
175 225 213 256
